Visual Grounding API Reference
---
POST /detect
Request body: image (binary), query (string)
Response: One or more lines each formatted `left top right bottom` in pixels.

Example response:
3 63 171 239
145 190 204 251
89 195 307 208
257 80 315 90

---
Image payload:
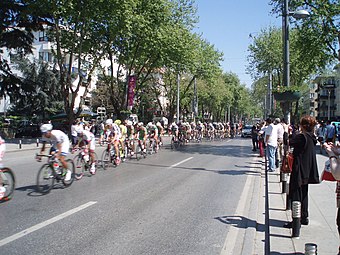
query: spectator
326 120 335 143
284 116 319 228
316 121 326 154
251 125 258 151
324 141 340 255
265 118 278 172
275 118 284 167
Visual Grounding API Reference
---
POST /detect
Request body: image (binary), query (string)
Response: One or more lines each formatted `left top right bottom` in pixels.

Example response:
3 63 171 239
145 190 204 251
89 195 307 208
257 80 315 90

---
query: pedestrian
316 121 326 154
275 118 284 167
265 118 278 172
251 125 258 152
326 120 335 143
258 121 267 157
323 142 340 255
284 116 319 228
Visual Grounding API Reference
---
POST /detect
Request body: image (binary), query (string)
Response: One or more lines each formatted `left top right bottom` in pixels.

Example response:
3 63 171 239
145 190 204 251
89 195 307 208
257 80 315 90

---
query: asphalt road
0 137 259 255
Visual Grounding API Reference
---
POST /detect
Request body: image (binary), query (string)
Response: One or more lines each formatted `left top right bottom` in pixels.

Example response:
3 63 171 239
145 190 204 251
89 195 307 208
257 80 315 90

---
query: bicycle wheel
36 164 55 194
62 159 75 187
0 168 15 201
73 154 85 180
101 150 111 170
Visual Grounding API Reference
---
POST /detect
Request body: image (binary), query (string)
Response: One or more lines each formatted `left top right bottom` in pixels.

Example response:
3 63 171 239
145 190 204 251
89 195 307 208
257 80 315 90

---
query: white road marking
169 157 193 168
0 201 97 247
220 173 253 255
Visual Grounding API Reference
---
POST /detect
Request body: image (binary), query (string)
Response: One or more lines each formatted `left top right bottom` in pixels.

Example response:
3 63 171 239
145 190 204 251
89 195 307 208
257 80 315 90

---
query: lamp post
323 84 335 120
283 0 309 123
282 0 309 238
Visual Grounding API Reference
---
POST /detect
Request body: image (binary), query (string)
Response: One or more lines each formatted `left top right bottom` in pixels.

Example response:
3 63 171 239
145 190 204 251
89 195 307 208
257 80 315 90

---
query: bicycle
36 154 75 194
136 139 147 159
0 166 15 202
72 148 99 180
101 143 121 170
147 137 158 154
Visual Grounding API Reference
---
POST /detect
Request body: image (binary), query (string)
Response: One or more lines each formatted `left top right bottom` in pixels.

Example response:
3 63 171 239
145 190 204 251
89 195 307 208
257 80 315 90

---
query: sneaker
131 151 134 156
90 165 96 175
143 149 146 153
0 185 6 200
64 169 72 181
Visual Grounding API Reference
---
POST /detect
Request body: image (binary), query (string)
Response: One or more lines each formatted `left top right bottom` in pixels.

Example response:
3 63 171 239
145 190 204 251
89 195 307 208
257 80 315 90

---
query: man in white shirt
265 118 278 172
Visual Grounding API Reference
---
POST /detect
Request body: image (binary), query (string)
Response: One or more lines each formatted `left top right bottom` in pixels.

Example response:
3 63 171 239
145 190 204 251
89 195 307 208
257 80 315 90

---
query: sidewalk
254 153 339 254
3 138 41 153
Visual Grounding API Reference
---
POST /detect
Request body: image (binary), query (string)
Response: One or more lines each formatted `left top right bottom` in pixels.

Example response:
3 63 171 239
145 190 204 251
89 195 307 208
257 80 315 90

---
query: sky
194 0 281 88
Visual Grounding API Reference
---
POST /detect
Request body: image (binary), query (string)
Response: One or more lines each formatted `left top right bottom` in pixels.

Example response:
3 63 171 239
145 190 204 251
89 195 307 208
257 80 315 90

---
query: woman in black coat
285 116 320 227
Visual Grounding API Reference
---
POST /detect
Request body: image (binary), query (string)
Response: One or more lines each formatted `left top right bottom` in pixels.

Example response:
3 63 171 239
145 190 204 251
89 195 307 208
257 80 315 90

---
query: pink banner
127 75 136 107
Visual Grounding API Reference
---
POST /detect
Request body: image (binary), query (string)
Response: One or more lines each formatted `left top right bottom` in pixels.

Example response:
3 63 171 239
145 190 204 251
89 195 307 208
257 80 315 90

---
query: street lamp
283 0 310 123
323 84 335 120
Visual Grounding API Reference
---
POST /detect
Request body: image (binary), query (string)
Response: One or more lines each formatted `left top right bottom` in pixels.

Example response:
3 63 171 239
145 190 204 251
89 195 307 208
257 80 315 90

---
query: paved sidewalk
255 153 339 254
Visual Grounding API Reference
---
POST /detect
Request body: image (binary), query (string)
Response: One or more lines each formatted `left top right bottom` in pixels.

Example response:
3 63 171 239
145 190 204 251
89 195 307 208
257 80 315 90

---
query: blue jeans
266 145 277 171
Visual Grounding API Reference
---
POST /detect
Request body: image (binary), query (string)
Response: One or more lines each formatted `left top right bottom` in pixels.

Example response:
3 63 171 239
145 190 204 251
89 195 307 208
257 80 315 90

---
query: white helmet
147 122 153 127
126 120 133 126
40 123 53 133
105 119 113 125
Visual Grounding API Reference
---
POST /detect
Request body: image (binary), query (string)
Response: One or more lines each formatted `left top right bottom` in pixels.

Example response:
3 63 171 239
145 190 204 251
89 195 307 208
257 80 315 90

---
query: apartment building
315 70 340 121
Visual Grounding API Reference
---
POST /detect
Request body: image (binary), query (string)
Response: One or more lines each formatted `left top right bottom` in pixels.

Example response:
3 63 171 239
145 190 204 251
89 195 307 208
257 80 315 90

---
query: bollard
286 193 291 210
36 139 39 147
305 243 317 254
19 140 22 149
292 201 301 238
282 173 288 194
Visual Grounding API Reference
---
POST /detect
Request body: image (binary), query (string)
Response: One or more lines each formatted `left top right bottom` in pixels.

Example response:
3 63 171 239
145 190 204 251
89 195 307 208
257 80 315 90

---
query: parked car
241 125 253 138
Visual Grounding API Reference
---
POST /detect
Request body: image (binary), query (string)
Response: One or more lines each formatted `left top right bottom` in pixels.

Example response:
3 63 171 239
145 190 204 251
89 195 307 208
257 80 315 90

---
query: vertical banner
127 75 136 107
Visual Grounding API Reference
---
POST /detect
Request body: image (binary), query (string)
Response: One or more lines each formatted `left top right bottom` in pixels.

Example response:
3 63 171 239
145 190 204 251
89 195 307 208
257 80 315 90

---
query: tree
7 57 62 119
270 0 340 62
0 0 42 98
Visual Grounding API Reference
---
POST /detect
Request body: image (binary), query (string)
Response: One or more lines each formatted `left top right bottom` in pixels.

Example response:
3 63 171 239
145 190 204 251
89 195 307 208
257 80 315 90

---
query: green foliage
270 0 339 61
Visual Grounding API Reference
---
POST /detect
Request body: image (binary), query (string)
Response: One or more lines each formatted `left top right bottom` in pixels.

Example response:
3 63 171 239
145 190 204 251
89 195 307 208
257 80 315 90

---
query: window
310 93 315 99
39 52 53 63
38 31 48 42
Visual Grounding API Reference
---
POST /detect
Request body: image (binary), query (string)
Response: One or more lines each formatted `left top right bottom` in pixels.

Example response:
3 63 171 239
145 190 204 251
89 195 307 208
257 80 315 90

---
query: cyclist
38 124 72 181
0 135 6 199
170 122 179 141
75 128 96 175
137 122 147 153
156 122 164 146
105 119 122 164
125 120 135 156
118 120 127 160
147 122 159 152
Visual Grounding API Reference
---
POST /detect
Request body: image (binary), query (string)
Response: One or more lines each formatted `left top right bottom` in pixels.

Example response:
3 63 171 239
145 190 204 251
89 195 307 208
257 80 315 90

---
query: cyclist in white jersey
76 129 96 174
105 119 122 162
38 124 72 181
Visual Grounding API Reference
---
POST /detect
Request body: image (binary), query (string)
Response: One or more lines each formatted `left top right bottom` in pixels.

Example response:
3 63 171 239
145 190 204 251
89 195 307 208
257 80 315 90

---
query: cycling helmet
105 119 113 125
137 122 144 127
40 123 53 133
126 120 133 126
114 119 121 125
